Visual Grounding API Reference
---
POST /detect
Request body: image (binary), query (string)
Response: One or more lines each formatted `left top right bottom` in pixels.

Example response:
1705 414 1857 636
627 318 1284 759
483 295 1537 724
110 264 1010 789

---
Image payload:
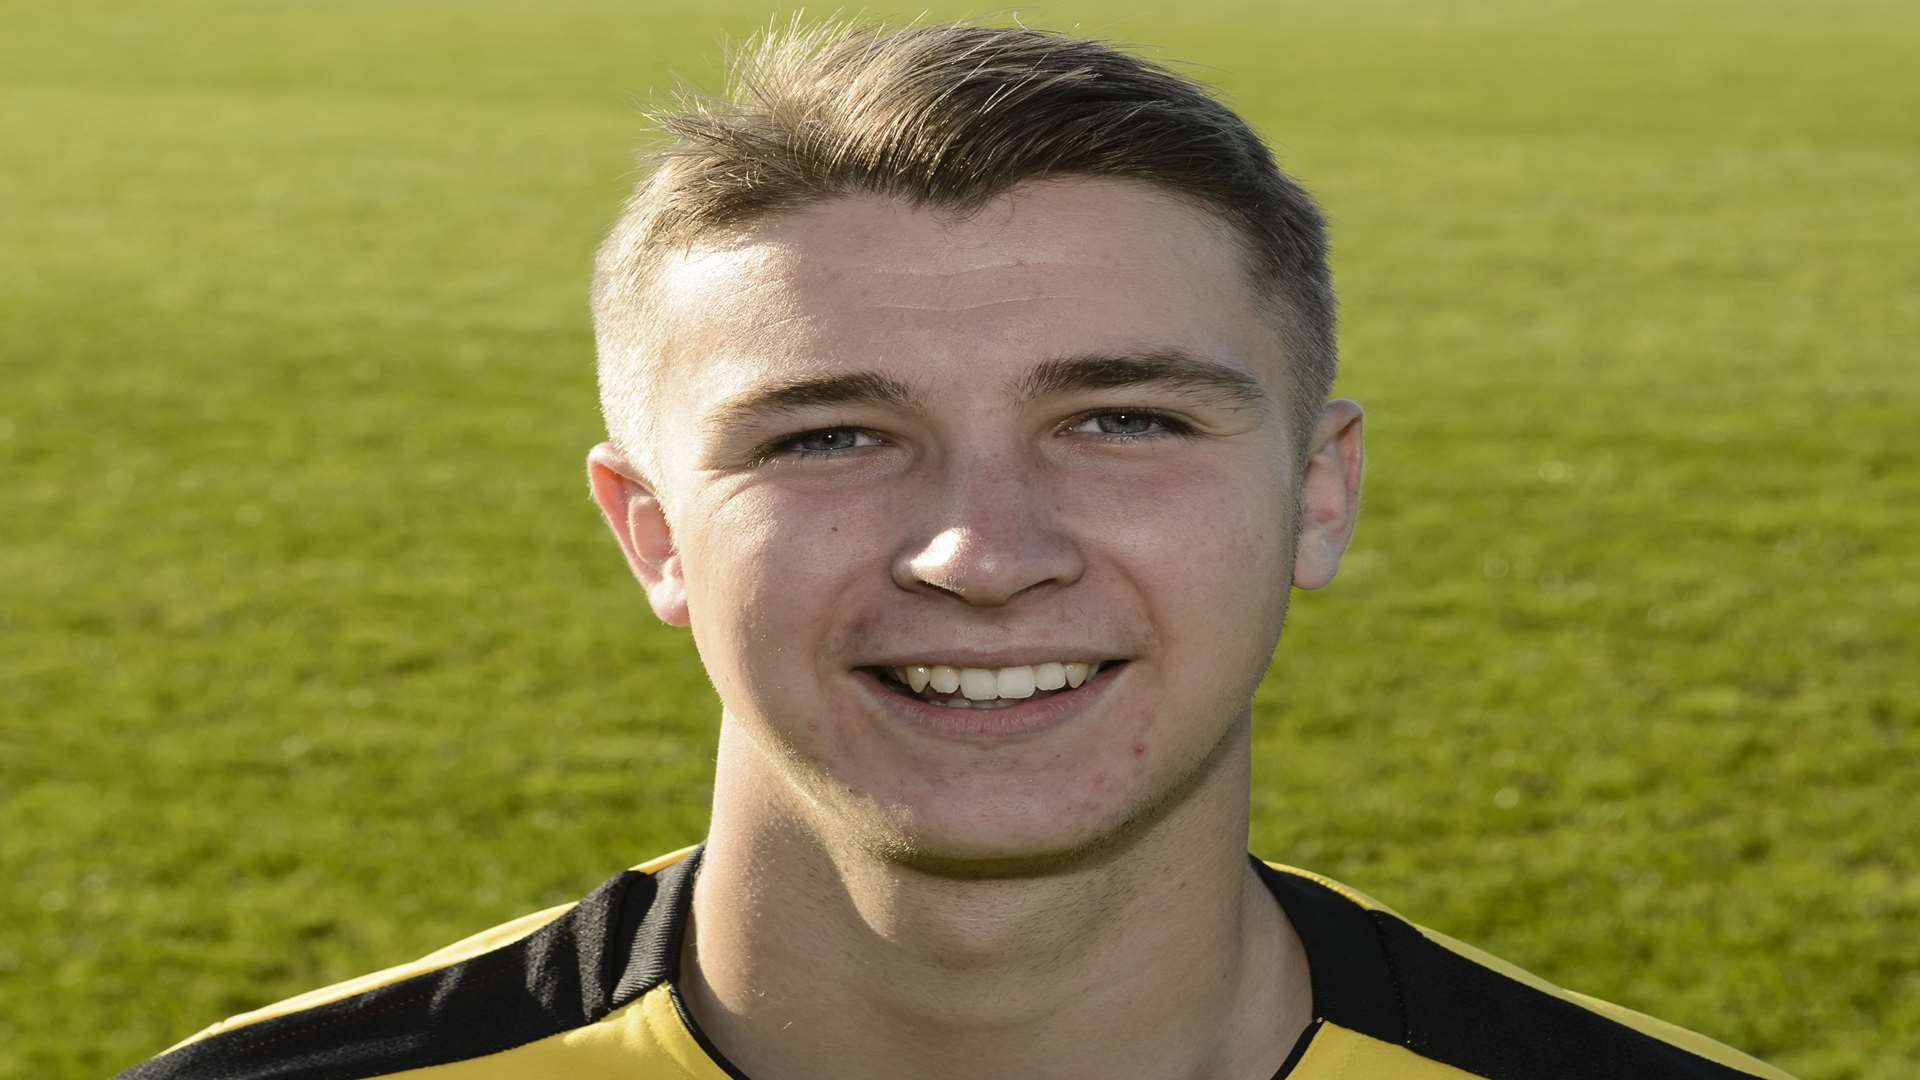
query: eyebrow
702 371 923 444
701 348 1270 442
1010 350 1270 409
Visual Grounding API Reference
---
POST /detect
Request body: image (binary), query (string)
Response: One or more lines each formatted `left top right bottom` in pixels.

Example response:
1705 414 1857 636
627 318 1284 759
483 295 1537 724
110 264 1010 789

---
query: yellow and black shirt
119 845 1795 1079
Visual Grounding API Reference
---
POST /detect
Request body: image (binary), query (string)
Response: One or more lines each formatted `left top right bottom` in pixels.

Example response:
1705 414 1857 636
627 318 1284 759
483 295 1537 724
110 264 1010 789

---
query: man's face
594 179 1359 871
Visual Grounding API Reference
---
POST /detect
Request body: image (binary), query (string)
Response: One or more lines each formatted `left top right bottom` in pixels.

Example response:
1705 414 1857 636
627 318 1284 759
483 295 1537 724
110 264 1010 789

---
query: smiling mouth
864 661 1120 709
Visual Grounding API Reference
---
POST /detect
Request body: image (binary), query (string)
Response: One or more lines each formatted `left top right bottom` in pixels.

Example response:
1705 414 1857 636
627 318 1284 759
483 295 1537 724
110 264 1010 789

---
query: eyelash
755 409 1194 464
755 427 881 463
1061 408 1195 440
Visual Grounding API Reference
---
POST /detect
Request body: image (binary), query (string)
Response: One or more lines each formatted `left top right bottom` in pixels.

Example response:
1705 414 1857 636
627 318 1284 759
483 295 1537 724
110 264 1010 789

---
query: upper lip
854 650 1128 669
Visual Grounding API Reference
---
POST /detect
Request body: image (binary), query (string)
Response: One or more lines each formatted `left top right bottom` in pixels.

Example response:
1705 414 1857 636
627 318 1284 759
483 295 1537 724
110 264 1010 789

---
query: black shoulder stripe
118 868 651 1080
610 848 699 1008
1370 913 1767 1079
1252 860 1405 1043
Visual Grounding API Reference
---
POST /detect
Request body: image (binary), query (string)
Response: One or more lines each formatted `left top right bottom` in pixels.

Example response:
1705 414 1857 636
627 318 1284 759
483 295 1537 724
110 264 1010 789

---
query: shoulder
114 847 700 1080
1254 860 1797 1080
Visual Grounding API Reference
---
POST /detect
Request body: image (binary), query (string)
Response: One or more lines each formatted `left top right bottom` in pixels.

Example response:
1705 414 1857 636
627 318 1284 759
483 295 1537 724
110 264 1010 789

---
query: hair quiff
593 19 1336 473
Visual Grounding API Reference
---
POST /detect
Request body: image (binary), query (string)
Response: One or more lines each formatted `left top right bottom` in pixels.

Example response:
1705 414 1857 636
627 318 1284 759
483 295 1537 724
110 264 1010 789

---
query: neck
680 723 1312 1080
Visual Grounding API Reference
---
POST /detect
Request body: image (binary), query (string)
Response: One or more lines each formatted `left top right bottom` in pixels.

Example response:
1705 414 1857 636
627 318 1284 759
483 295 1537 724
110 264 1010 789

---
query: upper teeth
890 662 1094 700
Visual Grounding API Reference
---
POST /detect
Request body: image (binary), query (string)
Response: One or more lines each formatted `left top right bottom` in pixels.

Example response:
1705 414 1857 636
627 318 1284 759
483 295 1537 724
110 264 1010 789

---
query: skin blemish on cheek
1091 772 1106 787
1132 741 1148 758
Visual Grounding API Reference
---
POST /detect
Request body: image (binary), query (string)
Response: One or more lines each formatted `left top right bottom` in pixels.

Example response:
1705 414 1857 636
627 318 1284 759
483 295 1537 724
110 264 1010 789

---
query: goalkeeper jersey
118 844 1795 1079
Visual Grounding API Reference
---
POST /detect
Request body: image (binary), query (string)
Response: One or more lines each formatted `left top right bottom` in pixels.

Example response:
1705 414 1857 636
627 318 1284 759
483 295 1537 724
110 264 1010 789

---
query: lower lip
855 666 1122 740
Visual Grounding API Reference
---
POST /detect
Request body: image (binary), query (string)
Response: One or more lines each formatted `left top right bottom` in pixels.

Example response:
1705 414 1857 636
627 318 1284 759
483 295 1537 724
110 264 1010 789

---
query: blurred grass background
2 1 1915 1076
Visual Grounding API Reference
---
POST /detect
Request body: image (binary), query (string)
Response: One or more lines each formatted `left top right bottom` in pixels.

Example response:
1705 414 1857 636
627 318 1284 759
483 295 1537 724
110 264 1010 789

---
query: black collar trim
1250 858 1407 1043
608 848 1406 1077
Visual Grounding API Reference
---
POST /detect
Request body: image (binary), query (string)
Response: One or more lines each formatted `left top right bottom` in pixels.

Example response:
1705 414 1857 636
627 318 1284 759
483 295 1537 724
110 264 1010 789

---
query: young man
122 22 1793 1080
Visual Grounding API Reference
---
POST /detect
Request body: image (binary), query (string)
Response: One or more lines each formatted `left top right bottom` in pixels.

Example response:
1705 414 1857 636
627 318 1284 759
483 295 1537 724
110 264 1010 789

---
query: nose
892 458 1086 606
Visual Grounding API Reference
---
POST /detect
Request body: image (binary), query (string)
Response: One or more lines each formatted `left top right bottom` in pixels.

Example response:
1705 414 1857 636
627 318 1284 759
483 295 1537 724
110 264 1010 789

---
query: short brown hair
593 20 1336 472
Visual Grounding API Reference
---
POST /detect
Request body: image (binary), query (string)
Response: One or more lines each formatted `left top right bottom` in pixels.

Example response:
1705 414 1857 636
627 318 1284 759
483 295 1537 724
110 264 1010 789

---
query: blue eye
764 427 881 459
1068 411 1187 438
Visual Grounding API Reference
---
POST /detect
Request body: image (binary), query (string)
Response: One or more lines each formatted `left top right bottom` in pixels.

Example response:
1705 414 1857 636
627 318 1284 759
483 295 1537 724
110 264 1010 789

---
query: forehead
646 178 1279 406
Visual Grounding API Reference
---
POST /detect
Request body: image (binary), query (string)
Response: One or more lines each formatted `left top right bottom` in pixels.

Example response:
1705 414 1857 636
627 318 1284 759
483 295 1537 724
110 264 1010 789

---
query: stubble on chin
793 708 1255 883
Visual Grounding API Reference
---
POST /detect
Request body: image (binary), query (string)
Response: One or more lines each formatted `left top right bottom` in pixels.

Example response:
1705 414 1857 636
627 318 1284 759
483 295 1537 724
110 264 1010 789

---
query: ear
1292 399 1365 590
587 442 690 627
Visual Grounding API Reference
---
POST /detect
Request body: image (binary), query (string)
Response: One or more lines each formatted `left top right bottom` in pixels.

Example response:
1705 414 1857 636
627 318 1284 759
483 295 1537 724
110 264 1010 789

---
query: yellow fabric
1292 1022 1483 1078
155 851 1788 1079
629 845 703 877
163 846 703 1055
1262 860 1407 919
369 986 728 1079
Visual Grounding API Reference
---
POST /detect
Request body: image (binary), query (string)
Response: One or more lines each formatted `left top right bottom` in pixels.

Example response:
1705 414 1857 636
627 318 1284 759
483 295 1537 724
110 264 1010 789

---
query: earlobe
1291 400 1365 591
586 442 691 627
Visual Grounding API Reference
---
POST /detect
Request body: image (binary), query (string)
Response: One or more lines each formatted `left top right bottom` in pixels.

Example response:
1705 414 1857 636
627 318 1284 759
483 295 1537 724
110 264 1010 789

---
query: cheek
677 488 898 693
1076 456 1293 610
1070 459 1288 750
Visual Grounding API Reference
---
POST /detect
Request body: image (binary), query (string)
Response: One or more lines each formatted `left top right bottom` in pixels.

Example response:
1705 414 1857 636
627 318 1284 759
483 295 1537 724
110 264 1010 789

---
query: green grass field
3 1 1915 1076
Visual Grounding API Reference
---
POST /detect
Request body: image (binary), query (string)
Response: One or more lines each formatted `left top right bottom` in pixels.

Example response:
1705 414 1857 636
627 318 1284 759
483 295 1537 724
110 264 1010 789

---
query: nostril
893 521 1086 607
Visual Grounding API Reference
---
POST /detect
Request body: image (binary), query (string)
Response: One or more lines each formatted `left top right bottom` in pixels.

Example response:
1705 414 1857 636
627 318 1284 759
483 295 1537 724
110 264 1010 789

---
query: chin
840 783 1180 881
